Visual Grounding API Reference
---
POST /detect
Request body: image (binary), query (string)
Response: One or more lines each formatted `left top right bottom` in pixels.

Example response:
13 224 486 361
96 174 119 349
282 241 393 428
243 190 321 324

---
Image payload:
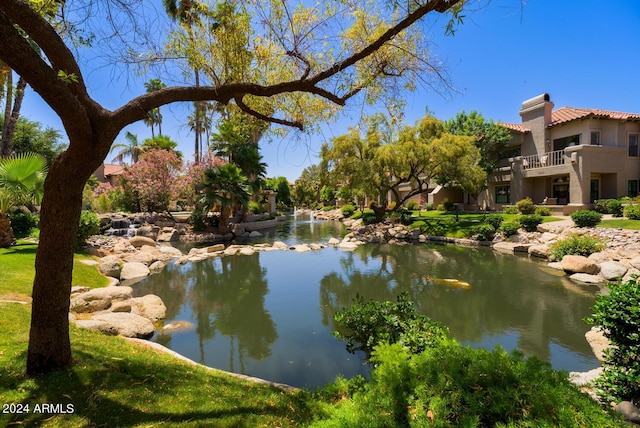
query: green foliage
9 212 39 238
499 221 520 237
502 205 520 214
483 213 503 229
361 210 377 225
571 210 603 227
92 192 114 214
389 208 412 225
351 210 363 220
535 206 552 216
313 342 622 427
519 214 543 232
441 198 455 212
248 200 264 214
189 209 208 231
340 204 356 218
333 293 448 360
469 222 495 241
405 199 419 211
1 115 66 165
77 210 100 249
624 204 640 220
607 199 624 217
320 185 335 204
586 277 640 403
515 197 535 214
549 233 606 260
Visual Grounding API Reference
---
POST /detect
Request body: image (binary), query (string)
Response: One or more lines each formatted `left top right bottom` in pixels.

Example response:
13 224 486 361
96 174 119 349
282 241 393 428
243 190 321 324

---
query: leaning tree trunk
0 213 16 247
1 76 26 157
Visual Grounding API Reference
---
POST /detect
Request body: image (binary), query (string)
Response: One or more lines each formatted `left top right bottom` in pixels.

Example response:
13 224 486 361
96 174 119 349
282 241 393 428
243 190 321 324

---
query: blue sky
19 0 640 181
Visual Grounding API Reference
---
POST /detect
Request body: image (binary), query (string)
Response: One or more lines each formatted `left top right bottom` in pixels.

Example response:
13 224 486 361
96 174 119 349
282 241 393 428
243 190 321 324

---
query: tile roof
500 123 530 133
550 107 640 127
103 164 124 176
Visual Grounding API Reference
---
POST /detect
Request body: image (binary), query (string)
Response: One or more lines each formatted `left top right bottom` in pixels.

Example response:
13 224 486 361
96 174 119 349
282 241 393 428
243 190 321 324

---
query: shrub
77 210 100 249
390 208 412 225
406 200 419 211
519 214 543 232
586 277 640 403
502 205 519 214
516 197 535 214
607 199 624 217
499 221 520 237
469 223 495 241
189 210 208 231
351 210 363 220
624 204 640 220
322 205 335 211
333 292 448 359
549 233 606 260
535 206 551 216
341 204 356 218
248 201 263 214
422 203 433 211
571 209 603 227
361 210 377 225
9 212 39 238
442 198 455 212
483 213 504 229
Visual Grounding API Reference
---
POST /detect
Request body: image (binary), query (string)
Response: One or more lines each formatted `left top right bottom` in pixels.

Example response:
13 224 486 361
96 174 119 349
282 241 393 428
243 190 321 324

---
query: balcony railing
522 150 565 170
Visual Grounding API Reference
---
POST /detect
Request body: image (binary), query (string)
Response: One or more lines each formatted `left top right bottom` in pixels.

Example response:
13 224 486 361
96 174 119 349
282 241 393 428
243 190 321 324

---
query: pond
133 214 601 389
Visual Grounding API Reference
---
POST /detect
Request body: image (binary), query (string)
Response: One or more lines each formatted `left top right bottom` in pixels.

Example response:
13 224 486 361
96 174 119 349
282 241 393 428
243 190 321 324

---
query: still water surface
133 215 601 389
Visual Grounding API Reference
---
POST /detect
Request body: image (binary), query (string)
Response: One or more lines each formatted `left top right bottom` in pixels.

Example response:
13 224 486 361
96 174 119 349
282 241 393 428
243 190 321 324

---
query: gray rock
629 256 640 270
528 244 550 259
80 286 133 302
73 319 119 335
561 255 600 274
110 301 132 313
585 327 610 363
129 235 157 248
338 241 358 250
598 261 628 281
569 273 603 285
272 241 289 250
133 294 166 321
587 251 610 264
120 262 150 281
615 401 640 424
249 230 263 238
93 312 155 339
547 262 564 271
136 225 160 240
157 227 180 242
123 252 155 266
161 320 196 333
149 260 166 273
159 245 183 257
292 244 311 252
492 242 516 254
69 297 111 313
98 260 121 278
239 246 256 255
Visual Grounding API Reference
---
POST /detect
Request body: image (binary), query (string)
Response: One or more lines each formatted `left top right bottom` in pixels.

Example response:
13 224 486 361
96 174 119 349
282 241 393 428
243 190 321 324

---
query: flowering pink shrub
119 150 183 212
93 182 113 198
173 153 227 205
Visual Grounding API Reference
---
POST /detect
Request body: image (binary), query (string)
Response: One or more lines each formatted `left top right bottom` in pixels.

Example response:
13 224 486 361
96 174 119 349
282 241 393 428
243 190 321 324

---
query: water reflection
133 216 601 388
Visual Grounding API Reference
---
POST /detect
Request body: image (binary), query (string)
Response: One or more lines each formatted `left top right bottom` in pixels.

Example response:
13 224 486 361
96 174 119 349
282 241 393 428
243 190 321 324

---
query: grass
0 241 314 427
598 219 640 230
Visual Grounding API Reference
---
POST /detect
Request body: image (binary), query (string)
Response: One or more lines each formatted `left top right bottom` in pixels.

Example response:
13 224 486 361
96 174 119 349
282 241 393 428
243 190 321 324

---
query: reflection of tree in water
320 243 598 361
188 254 277 372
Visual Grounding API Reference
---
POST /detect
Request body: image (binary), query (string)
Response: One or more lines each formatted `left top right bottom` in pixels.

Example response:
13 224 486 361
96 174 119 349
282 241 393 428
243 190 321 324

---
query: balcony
521 150 565 170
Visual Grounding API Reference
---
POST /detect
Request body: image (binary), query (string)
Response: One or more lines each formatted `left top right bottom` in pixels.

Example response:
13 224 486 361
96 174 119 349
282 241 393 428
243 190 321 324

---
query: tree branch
235 96 303 130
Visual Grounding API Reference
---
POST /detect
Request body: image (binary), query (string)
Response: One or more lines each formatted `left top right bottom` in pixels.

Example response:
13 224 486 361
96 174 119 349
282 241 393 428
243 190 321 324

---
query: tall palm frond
0 152 47 209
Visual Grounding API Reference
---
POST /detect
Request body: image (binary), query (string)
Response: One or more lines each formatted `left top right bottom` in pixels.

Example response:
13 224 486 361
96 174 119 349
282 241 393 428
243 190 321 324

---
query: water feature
133 215 601 389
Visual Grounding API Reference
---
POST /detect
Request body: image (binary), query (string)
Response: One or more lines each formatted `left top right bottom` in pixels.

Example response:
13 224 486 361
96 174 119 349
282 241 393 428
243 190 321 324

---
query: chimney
519 93 554 127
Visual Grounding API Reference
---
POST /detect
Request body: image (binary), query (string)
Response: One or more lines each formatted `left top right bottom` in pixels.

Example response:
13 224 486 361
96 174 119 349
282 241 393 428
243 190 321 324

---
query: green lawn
598 219 640 230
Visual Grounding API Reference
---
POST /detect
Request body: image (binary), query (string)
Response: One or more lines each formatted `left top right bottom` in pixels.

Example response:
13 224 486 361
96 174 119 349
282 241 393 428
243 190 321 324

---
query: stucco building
482 93 640 213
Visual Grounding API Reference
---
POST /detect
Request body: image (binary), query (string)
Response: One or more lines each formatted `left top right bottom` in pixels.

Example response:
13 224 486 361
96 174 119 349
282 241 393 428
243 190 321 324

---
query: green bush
502 205 520 215
333 293 448 360
571 209 603 227
586 277 640 403
248 201 263 214
483 213 504 229
189 210 208 231
351 210 363 220
469 223 495 241
549 233 606 260
314 341 622 427
405 200 419 211
535 206 552 216
499 221 520 236
516 197 535 214
519 214 543 232
341 204 356 218
594 199 609 214
390 208 412 225
624 204 640 220
77 210 100 249
422 203 433 211
9 212 39 238
607 199 624 217
361 210 377 225
442 198 455 212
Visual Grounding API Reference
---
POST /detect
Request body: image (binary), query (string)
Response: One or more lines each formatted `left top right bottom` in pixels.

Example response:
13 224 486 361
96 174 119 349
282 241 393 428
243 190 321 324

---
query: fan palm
110 131 142 164
0 152 47 246
197 164 249 230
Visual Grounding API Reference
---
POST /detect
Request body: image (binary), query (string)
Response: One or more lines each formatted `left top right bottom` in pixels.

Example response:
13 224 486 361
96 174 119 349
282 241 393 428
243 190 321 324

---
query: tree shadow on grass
2 344 313 427
1 243 38 256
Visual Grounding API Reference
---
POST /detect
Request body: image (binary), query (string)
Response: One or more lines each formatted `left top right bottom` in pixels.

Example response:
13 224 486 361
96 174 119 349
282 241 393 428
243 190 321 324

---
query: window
590 131 600 146
629 134 639 157
629 180 639 198
498 146 521 161
553 134 581 151
495 185 510 204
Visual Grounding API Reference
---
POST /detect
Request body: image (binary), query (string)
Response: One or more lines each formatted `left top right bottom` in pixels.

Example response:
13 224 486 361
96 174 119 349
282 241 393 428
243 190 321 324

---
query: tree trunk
1 69 12 154
1 76 26 156
0 213 16 247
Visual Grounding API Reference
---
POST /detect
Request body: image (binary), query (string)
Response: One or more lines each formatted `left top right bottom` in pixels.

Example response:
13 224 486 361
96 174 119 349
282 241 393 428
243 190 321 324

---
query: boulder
136 225 160 240
569 273 603 285
292 244 311 252
629 256 640 270
129 236 156 248
528 244 550 259
599 261 628 281
73 319 119 335
157 227 180 242
69 297 111 313
328 237 340 246
492 242 516 254
133 294 166 321
239 246 256 256
149 260 166 273
615 401 640 424
272 241 289 250
249 230 263 238
568 367 603 387
81 286 133 302
206 244 225 253
338 241 358 250
110 301 132 313
98 260 122 278
93 312 155 339
561 255 600 275
161 320 196 334
123 252 156 266
547 262 564 271
120 262 150 281
585 327 609 363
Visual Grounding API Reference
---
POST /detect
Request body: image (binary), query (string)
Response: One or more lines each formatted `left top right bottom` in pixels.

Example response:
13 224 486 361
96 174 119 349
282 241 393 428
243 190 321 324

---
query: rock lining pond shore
78 210 640 420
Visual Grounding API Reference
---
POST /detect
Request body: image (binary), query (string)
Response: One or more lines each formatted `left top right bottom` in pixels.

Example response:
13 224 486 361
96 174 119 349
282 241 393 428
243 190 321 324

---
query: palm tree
144 78 167 136
197 163 250 231
143 109 160 139
0 152 47 247
142 135 183 159
110 131 142 164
